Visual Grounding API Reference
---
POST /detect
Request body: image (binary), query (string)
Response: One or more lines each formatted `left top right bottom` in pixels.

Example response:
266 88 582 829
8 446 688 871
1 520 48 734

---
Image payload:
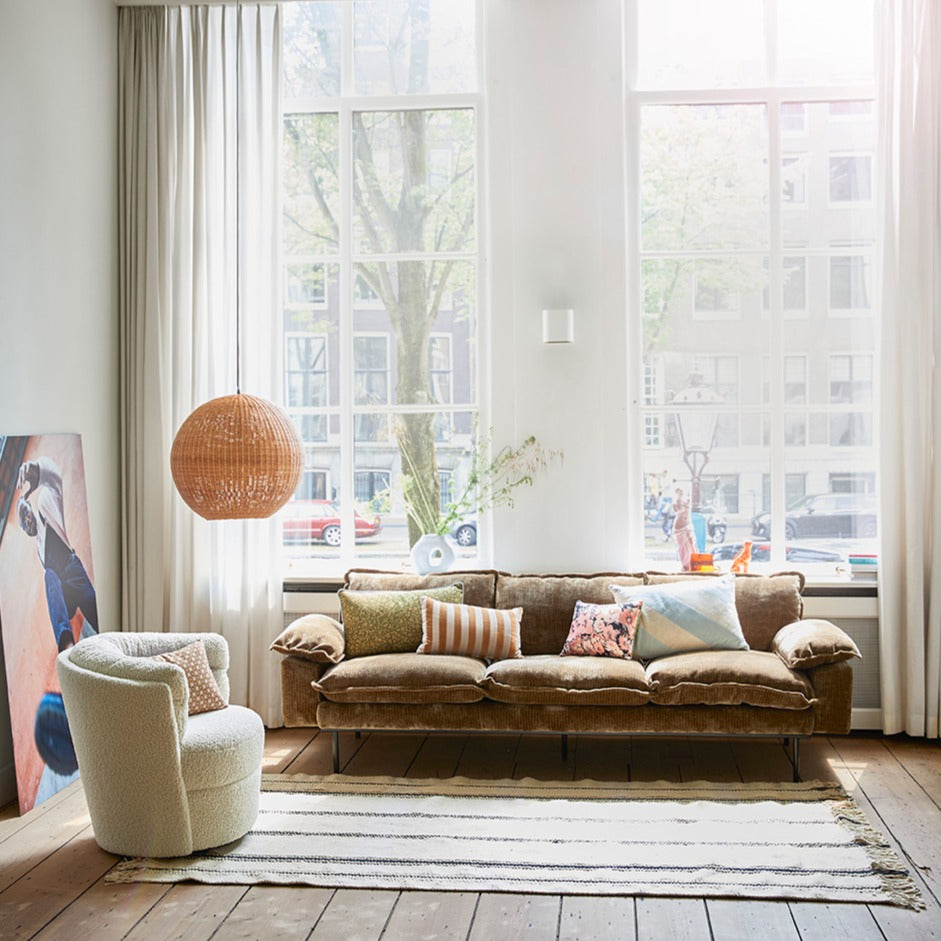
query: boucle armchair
56 632 264 857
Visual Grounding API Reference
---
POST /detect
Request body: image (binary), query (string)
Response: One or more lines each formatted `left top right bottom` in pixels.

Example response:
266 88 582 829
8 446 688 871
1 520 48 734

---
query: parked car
711 542 845 564
752 493 877 540
452 520 477 547
282 499 381 547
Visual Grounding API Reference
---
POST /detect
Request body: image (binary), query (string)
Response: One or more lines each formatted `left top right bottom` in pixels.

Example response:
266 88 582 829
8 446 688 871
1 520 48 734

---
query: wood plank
123 884 248 941
680 738 741 783
706 899 798 940
308 889 398 941
341 732 424 777
831 734 941 901
629 737 686 782
787 901 885 941
405 734 467 778
467 894 560 941
453 734 519 779
572 735 631 782
0 778 82 846
730 738 793 783
30 878 170 941
0 786 92 894
884 737 941 810
212 886 334 940
0 824 119 940
819 735 941 941
635 897 710 941
381 891 478 941
262 727 317 773
559 896 636 941
284 729 364 776
512 734 573 781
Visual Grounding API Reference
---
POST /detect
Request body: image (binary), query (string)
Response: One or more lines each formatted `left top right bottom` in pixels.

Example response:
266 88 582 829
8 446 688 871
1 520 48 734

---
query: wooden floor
1 730 940 940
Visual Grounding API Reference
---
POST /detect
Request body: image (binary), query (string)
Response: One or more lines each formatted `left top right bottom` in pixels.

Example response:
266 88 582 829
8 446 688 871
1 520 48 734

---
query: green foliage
397 425 563 537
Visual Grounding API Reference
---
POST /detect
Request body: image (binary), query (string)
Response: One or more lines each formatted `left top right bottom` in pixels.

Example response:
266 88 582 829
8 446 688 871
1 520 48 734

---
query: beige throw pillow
154 640 227 715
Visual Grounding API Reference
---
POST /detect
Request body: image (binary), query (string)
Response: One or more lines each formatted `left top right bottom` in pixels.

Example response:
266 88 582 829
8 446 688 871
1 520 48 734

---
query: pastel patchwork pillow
610 574 748 660
418 597 523 660
339 585 464 659
153 640 227 715
560 601 642 659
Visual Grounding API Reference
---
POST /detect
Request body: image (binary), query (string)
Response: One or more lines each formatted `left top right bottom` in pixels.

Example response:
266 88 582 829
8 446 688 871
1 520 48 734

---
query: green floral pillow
339 585 464 659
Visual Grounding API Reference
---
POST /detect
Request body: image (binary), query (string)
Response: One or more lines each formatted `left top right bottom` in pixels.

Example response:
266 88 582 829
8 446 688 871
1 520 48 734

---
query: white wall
0 0 119 807
485 0 631 572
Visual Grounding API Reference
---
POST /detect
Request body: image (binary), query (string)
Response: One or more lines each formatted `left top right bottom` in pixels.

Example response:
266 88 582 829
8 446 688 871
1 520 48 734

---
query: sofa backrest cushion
344 569 498 608
644 572 804 652
495 573 646 655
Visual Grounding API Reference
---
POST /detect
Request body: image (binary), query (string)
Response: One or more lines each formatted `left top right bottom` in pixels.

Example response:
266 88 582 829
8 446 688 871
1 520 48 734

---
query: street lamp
672 370 723 511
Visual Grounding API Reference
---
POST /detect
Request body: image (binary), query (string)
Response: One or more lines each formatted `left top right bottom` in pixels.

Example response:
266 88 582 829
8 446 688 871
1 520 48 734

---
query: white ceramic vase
410 533 455 575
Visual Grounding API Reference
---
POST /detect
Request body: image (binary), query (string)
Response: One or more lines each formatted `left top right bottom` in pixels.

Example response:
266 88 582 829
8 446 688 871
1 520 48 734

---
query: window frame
624 0 877 573
281 1 485 572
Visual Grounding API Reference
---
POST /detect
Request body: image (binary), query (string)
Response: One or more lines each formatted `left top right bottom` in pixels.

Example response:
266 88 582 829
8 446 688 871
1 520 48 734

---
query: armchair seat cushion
646 650 816 710
483 655 650 706
180 704 265 790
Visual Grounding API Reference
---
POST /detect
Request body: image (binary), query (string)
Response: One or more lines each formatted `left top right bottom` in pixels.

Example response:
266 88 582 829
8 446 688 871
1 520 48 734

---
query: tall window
631 0 877 572
281 1 479 566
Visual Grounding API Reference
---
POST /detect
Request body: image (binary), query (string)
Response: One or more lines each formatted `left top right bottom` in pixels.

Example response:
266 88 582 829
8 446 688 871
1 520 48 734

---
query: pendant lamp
170 5 303 521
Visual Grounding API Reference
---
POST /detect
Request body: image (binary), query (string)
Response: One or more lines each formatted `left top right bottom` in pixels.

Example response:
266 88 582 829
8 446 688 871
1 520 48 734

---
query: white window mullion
767 89 787 569
338 3 355 561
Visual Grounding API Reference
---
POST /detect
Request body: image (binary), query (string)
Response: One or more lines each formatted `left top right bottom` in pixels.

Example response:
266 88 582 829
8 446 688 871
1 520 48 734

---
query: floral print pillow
560 600 643 659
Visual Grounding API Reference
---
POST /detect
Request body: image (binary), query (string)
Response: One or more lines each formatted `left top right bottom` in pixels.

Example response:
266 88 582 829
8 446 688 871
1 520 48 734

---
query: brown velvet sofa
273 569 859 779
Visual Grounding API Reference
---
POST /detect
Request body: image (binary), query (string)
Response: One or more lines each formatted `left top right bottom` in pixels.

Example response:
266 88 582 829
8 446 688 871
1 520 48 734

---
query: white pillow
610 574 748 660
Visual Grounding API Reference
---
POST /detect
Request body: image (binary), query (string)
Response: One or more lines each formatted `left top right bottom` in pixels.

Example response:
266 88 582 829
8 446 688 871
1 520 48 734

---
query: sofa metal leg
791 737 800 783
561 734 568 760
332 731 340 773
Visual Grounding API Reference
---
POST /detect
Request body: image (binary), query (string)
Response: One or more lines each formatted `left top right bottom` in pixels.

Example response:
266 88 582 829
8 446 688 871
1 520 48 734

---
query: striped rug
105 775 924 909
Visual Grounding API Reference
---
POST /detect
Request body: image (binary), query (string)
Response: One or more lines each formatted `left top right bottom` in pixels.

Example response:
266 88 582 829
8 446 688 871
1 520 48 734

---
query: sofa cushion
611 575 748 660
345 569 498 608
772 619 861 669
495 573 645 655
645 572 804 651
338 585 463 659
646 650 816 710
270 614 345 664
483 654 650 706
312 653 487 704
560 601 642 659
418 597 523 660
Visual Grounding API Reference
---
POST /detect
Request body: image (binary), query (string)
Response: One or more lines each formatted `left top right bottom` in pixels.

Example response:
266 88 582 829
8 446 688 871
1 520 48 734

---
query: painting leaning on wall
0 433 98 813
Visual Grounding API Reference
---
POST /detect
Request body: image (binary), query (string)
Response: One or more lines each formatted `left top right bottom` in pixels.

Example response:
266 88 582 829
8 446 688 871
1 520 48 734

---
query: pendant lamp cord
235 1 242 395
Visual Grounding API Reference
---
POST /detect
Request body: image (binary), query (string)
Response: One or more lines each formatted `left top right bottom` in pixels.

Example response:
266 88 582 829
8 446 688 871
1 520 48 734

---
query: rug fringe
830 799 926 911
260 773 848 802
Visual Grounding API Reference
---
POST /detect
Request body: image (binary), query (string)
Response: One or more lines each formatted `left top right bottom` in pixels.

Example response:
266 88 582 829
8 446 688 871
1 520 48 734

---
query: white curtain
877 0 941 736
118 5 285 726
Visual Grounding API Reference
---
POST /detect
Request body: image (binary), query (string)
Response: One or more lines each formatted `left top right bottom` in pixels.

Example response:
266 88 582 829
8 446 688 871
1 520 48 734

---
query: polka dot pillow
153 639 227 715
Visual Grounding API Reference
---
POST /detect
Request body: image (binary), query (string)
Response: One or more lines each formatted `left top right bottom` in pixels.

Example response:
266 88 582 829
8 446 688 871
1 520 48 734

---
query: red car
282 499 381 547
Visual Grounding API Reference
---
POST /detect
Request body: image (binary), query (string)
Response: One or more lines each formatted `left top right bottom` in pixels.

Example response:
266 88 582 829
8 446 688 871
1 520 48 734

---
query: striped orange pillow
418 597 523 660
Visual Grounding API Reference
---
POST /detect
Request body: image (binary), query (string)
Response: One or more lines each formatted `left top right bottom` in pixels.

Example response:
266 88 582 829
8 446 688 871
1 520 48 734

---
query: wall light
542 308 575 344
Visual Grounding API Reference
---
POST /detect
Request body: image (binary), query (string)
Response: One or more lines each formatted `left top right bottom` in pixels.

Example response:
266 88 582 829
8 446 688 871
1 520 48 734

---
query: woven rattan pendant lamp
170 7 302 521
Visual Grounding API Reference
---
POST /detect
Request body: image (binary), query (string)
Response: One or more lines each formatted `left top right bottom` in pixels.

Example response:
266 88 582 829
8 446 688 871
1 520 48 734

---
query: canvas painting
0 434 98 813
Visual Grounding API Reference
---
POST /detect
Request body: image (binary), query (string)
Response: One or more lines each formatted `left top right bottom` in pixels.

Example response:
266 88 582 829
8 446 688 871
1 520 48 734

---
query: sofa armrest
808 660 854 734
772 618 861 670
271 614 345 664
280 656 327 727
